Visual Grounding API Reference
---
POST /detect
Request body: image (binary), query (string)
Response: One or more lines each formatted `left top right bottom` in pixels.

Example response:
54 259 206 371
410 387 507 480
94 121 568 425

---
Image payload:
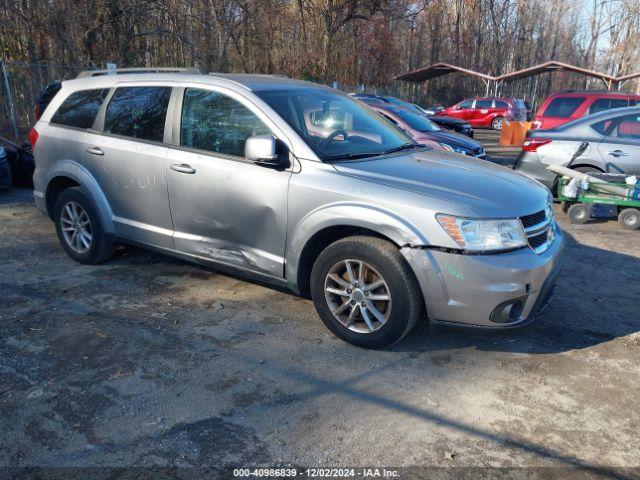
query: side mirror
245 134 289 169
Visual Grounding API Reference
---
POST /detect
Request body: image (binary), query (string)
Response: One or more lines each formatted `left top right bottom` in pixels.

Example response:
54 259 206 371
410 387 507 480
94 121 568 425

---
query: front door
597 113 640 175
166 87 291 277
84 86 174 247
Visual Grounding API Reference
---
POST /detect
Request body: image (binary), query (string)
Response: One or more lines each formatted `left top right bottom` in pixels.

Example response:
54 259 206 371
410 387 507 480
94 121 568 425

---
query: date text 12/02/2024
233 468 400 477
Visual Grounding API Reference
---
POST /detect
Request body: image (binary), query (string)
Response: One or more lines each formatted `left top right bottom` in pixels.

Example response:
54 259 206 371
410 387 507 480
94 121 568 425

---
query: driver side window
458 100 473 109
180 88 271 157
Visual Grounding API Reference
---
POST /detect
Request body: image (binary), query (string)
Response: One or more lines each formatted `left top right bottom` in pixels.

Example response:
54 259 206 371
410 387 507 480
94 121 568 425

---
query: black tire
618 208 640 230
310 236 423 349
567 203 590 224
491 116 504 130
573 166 600 175
53 187 116 264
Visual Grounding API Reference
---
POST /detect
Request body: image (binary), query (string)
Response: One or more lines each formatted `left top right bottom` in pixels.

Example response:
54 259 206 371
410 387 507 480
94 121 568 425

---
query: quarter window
180 88 271 157
494 100 509 109
104 87 171 142
50 89 109 129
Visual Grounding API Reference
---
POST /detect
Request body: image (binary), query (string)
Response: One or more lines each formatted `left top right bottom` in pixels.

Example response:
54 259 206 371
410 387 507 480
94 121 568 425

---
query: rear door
85 85 174 247
596 113 640 175
588 97 632 115
165 86 291 277
471 99 493 125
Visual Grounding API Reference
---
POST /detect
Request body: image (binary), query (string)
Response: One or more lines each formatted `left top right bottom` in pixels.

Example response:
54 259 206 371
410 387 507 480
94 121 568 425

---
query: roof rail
558 89 634 94
76 67 202 78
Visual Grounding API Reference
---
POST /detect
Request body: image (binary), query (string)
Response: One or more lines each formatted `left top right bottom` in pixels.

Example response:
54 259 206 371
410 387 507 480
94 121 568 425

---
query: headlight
440 143 468 154
437 215 528 251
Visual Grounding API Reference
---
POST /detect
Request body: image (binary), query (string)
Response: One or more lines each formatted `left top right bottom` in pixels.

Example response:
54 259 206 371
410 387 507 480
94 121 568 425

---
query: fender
285 201 429 283
44 159 116 234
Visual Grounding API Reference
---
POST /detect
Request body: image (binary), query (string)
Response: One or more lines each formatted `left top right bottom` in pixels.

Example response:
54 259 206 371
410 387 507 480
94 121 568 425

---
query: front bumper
401 228 565 329
513 151 556 191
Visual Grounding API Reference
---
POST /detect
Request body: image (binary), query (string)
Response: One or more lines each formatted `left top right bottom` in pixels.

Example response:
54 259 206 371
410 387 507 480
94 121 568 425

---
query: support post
1 60 20 142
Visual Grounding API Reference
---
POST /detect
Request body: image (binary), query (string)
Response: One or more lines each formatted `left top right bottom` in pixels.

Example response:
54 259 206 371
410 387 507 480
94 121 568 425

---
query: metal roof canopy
395 61 639 92
495 61 617 88
395 62 495 82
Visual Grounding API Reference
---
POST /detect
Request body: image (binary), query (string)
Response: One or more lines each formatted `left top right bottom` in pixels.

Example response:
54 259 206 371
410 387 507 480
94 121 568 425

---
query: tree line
1 0 639 107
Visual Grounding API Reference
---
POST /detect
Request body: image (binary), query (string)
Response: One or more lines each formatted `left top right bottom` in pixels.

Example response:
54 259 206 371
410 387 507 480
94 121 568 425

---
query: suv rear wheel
491 116 504 130
53 187 116 264
310 236 423 348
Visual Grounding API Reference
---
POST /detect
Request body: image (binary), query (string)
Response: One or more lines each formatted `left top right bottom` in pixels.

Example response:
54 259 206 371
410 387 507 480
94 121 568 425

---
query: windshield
256 88 417 161
393 108 441 132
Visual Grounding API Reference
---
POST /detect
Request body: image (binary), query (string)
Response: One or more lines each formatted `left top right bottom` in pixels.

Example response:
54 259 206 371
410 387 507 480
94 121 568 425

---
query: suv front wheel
53 187 116 264
310 236 423 348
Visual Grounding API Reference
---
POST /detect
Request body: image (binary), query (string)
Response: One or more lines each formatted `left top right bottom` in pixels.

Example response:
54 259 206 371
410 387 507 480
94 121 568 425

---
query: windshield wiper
323 152 383 161
323 143 424 162
383 143 424 154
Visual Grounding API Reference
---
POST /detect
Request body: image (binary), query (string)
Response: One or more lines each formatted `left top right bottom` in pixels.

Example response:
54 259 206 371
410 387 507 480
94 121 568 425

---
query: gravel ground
1 187 639 479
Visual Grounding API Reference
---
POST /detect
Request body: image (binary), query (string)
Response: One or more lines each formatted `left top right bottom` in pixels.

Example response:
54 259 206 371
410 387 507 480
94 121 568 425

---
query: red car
531 90 640 130
436 97 527 130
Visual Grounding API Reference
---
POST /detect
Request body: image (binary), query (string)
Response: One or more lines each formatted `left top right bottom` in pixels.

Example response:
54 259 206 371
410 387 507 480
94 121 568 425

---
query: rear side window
50 89 109 129
543 97 585 117
476 100 493 108
610 114 640 139
589 98 631 114
494 100 509 109
180 88 271 157
104 87 171 142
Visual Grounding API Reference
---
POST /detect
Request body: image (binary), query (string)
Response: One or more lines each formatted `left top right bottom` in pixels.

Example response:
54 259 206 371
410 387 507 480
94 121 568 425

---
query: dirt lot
1 185 639 479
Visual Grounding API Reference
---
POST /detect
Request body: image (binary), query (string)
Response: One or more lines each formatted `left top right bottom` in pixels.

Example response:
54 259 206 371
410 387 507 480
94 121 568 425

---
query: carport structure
395 60 640 94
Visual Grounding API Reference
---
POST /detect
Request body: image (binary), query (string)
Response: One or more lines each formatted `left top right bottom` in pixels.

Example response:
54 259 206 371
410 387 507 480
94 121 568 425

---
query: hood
430 116 468 126
421 130 481 150
331 150 550 218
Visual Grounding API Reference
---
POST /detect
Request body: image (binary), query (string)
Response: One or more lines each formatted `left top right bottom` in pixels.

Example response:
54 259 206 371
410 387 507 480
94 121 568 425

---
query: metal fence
0 61 95 142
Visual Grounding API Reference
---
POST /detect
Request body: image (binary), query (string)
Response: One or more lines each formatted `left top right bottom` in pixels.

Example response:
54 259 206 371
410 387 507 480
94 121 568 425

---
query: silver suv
31 69 564 348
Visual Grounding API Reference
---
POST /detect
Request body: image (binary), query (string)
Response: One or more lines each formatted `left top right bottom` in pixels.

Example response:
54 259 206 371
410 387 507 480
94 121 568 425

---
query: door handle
607 150 628 157
86 146 104 156
170 163 196 174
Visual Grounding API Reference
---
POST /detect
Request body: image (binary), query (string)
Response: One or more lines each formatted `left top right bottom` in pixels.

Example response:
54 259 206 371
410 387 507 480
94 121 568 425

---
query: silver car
515 106 640 191
31 69 564 348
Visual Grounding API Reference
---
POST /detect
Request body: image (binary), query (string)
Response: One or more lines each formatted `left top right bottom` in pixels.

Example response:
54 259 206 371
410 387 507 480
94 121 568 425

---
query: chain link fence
0 61 95 142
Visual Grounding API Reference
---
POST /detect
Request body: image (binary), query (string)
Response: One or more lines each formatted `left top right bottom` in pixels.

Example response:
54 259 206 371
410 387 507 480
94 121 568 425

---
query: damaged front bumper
401 228 565 329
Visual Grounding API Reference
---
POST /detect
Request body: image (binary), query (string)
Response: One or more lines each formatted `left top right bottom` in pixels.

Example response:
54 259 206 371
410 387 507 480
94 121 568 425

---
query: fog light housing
490 299 524 324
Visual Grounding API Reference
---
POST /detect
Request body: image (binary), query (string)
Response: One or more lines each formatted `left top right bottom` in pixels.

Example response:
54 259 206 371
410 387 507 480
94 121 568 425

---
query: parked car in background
514 106 640 190
531 90 640 130
368 103 486 158
429 116 474 137
352 94 474 137
437 97 527 130
419 105 444 115
35 81 62 121
33 70 562 347
524 100 533 121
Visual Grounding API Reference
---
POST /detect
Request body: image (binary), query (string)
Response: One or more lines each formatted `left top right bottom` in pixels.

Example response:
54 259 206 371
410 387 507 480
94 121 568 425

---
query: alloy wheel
324 259 392 333
60 201 93 253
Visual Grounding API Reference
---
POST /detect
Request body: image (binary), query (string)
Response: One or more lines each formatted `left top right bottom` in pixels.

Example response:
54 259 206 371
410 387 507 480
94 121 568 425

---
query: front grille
519 208 555 254
528 231 548 249
520 210 546 228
